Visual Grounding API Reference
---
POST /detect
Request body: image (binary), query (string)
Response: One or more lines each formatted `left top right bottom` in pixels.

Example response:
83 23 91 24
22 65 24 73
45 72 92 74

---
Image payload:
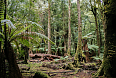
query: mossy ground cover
18 60 100 78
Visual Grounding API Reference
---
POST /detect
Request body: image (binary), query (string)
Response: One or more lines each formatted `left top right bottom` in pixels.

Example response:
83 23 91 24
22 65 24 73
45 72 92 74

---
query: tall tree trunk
3 0 23 77
48 0 51 54
0 0 3 54
67 0 71 56
94 13 100 55
74 0 82 66
0 0 5 77
95 0 116 77
62 0 67 53
90 0 100 56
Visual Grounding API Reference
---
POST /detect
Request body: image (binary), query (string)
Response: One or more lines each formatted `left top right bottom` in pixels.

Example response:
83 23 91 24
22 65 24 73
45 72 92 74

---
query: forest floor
18 61 100 78
18 58 100 78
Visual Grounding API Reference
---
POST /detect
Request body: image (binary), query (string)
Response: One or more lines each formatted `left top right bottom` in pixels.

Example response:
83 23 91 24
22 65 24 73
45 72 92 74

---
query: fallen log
21 70 75 74
29 53 61 60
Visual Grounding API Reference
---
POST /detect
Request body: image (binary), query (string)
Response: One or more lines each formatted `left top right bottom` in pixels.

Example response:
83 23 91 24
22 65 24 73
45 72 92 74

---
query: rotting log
29 53 61 60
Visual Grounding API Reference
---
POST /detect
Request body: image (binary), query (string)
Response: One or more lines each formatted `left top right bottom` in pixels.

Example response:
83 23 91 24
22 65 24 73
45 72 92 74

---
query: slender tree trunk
94 13 100 55
74 0 82 66
0 0 3 54
67 0 71 56
90 0 100 56
62 0 67 53
3 0 7 77
48 0 51 54
95 0 116 77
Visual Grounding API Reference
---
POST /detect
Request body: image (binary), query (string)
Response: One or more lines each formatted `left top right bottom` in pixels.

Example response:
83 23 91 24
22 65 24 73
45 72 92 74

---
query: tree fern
0 19 54 48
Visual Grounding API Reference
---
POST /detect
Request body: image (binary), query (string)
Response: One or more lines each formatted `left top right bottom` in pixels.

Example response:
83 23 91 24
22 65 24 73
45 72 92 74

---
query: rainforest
0 0 116 78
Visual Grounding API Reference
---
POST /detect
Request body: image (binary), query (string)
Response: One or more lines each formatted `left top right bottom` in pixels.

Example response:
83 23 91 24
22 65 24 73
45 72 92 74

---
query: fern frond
10 32 55 45
1 19 16 29
10 24 32 40
26 21 43 30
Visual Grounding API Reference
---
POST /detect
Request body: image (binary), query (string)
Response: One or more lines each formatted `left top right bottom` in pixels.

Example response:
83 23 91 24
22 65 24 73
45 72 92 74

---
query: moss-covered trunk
48 0 51 54
74 0 82 66
5 42 23 78
95 0 116 77
67 0 71 56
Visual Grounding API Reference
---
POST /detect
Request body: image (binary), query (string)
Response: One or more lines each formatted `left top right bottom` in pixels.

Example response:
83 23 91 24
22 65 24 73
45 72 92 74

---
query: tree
95 0 116 77
0 19 53 77
48 0 51 54
90 0 100 56
74 0 82 66
0 0 5 77
67 0 71 56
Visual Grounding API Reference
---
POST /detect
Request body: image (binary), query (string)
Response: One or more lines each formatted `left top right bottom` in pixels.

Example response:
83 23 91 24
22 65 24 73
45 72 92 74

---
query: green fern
0 19 55 48
88 44 99 51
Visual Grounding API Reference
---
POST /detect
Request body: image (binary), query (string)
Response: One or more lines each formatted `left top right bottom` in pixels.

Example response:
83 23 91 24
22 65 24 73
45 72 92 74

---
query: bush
33 71 49 78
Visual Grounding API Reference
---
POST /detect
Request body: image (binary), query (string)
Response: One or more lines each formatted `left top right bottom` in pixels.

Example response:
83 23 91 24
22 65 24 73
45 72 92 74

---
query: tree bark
74 0 82 66
48 0 51 54
95 0 116 77
0 0 3 54
94 12 100 56
5 42 23 78
67 0 71 56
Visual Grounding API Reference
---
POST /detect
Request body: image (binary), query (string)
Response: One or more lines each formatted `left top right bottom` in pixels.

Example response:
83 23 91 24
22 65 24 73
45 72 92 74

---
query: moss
66 63 74 70
33 71 50 78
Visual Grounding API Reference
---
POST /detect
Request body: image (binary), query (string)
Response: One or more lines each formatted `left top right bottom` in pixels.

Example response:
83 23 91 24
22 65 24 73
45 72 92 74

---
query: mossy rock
33 71 49 78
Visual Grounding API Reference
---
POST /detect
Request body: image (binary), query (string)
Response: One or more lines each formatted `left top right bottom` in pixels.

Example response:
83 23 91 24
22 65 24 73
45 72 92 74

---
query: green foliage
18 49 25 59
82 31 95 39
88 44 99 51
0 19 54 49
92 53 103 61
4 0 105 61
54 56 69 62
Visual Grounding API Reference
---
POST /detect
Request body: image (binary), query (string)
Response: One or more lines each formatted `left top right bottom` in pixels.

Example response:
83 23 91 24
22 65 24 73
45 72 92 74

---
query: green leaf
0 37 3 41
10 24 32 41
27 21 43 30
19 39 30 47
0 32 4 39
88 44 99 51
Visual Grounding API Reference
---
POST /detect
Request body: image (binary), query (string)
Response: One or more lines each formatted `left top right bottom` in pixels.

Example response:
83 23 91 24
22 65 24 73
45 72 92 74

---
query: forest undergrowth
18 56 101 78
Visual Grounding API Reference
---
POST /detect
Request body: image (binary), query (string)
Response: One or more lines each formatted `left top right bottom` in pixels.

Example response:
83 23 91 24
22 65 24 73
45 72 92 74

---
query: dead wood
29 53 61 61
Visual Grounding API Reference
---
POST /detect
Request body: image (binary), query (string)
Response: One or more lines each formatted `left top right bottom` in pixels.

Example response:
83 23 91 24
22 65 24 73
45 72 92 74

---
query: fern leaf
1 19 16 29
26 21 43 30
10 25 32 40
